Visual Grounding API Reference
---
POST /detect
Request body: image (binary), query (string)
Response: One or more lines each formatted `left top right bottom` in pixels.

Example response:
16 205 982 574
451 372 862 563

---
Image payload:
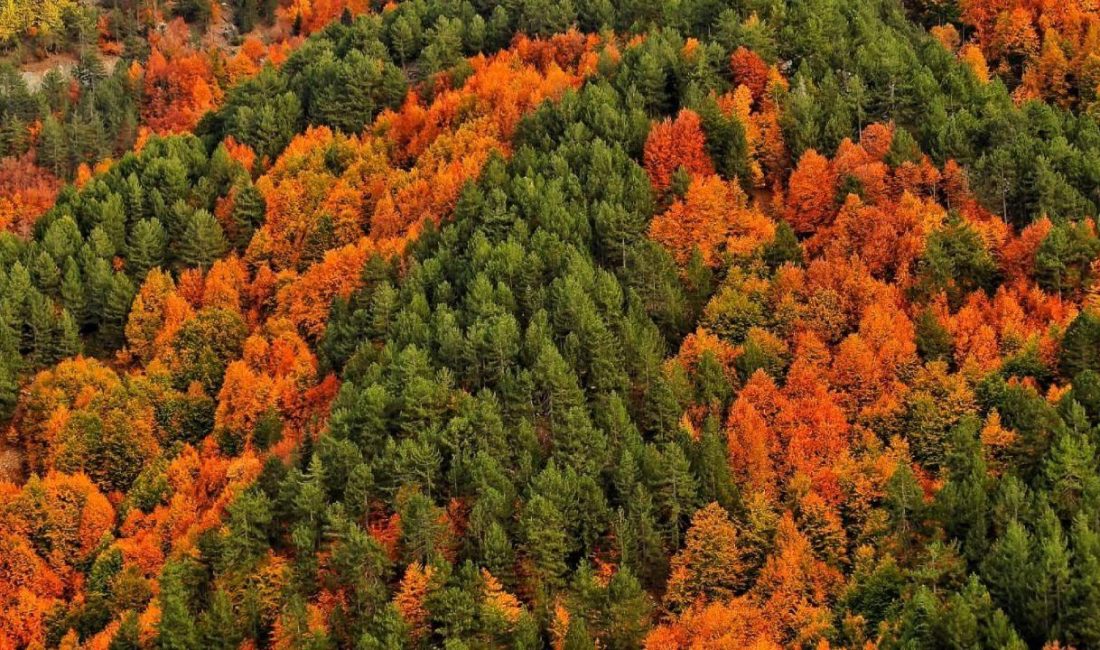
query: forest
2 0 1100 647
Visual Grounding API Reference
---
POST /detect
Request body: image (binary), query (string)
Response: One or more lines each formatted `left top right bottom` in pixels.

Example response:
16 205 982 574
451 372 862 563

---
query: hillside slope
1 0 1100 648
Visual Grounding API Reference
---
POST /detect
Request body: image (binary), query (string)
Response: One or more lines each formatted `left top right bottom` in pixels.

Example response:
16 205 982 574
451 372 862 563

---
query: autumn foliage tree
663 502 747 612
643 109 715 193
784 149 837 234
649 174 775 267
140 22 225 134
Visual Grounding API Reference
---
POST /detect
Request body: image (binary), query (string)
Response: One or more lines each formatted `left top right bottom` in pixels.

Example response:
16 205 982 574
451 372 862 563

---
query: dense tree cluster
4 0 1100 648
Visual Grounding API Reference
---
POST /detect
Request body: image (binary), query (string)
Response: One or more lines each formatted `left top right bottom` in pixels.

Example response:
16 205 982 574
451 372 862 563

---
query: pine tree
52 309 81 362
198 590 240 650
25 291 54 362
177 209 228 269
99 193 128 254
158 562 199 650
519 494 569 592
101 273 135 348
0 360 17 420
127 218 167 278
229 182 265 250
32 250 60 295
37 115 69 178
109 612 142 650
1061 311 1100 379
982 520 1035 633
60 258 85 326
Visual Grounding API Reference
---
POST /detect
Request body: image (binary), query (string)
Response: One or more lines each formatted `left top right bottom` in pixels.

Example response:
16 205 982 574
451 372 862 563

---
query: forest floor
20 52 121 90
0 436 21 483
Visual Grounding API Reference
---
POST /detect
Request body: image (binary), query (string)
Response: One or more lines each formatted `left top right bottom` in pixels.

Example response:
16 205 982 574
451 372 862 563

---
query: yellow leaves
0 471 115 624
980 408 1017 471
960 43 991 83
931 24 962 52
752 513 843 645
482 569 523 625
215 360 276 444
252 126 389 271
0 0 75 43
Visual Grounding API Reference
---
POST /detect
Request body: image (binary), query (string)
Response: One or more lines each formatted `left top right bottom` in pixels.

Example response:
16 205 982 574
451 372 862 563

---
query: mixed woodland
4 0 1100 647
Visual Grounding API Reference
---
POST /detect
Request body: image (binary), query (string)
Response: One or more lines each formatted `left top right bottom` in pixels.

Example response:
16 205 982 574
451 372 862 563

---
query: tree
158 561 199 650
1061 311 1100 379
127 218 168 279
394 562 435 641
37 116 69 178
784 149 836 234
519 494 570 594
177 210 229 269
228 183 266 250
663 502 746 612
730 47 770 101
643 109 715 193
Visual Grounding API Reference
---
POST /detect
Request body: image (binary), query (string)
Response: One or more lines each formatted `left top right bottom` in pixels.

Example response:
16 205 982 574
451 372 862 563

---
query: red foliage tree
643 109 715 193
730 47 771 102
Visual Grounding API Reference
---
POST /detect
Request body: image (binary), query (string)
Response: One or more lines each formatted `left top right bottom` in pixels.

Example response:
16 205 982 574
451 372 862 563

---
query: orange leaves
649 505 840 647
278 0 370 36
1017 31 1072 104
829 303 918 418
482 569 524 625
956 0 1100 104
644 596 781 649
729 47 771 102
674 328 741 384
512 30 604 74
752 513 843 645
394 562 436 638
226 36 291 84
215 322 318 446
223 136 257 173
274 239 391 339
663 502 747 612
141 35 224 134
0 155 61 237
643 109 714 193
935 282 1073 375
126 269 195 364
726 386 778 496
0 472 114 646
811 191 943 284
4 472 114 565
380 45 589 164
138 18 294 135
252 126 390 271
725 336 858 499
784 149 836 234
251 34 602 342
649 175 775 267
